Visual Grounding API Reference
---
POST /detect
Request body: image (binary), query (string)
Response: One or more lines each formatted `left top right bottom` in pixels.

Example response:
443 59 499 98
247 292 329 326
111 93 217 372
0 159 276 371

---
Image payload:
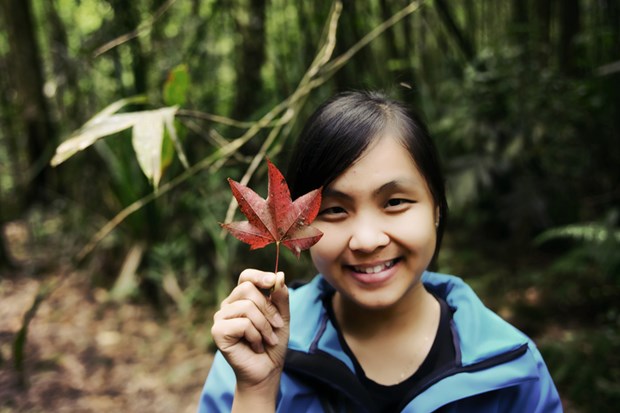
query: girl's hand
211 269 290 408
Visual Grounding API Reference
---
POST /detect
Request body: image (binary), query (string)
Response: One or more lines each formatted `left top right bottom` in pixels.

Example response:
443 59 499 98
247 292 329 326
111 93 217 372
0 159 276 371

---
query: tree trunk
107 0 149 95
44 0 83 127
0 56 19 271
602 0 620 61
333 0 375 90
0 0 57 204
558 0 581 76
379 0 416 90
511 0 529 51
463 0 477 47
231 0 267 121
534 0 552 67
433 0 475 62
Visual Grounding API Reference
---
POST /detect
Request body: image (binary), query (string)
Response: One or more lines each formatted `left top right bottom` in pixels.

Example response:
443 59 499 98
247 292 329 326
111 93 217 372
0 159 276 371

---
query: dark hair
286 90 448 264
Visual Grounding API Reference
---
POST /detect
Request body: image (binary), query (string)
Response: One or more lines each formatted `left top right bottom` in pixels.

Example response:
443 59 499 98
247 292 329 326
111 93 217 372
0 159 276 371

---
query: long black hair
286 90 448 264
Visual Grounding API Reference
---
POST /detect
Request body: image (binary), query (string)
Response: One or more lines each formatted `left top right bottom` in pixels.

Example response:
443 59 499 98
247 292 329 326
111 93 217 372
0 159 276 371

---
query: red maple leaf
221 159 323 273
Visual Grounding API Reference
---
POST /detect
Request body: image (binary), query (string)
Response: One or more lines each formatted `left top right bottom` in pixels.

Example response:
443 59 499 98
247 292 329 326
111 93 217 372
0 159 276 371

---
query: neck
333 283 436 339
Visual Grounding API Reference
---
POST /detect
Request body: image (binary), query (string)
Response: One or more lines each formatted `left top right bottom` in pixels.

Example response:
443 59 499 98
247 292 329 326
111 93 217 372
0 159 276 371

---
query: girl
199 91 562 412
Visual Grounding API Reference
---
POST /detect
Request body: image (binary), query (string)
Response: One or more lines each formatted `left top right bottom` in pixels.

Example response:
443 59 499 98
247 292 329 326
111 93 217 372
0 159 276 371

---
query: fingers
237 268 279 290
269 272 290 323
214 298 280 347
212 269 288 354
211 317 267 354
227 269 286 327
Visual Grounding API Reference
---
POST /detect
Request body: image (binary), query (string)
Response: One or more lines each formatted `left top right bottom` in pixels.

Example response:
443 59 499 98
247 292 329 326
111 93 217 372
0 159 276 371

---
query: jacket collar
285 272 535 410
288 272 530 366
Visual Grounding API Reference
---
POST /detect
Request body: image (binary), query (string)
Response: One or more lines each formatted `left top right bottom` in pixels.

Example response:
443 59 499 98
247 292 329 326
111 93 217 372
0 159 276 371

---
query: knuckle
213 307 226 321
210 322 223 337
238 268 261 283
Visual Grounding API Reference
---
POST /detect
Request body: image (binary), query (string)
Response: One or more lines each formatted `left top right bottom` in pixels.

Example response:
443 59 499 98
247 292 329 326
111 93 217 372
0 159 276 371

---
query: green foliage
1 1 618 409
540 328 620 413
433 47 618 240
163 64 190 107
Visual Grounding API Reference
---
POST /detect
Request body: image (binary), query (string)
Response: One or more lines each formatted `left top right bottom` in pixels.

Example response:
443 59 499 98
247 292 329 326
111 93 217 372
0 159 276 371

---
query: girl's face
310 134 438 310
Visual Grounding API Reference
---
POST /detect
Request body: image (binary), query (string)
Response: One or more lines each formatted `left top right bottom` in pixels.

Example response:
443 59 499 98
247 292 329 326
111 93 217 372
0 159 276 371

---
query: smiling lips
347 259 399 284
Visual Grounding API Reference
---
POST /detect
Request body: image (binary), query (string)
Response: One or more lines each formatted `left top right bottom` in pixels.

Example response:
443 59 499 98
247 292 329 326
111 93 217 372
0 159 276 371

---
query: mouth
344 258 402 287
349 259 399 274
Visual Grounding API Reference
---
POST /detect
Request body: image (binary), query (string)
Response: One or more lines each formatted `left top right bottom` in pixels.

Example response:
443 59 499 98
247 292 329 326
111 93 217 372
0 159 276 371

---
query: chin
346 289 403 310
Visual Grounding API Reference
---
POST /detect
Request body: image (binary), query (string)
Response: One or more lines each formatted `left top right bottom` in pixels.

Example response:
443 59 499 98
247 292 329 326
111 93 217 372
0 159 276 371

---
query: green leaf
163 64 190 107
131 108 174 188
50 96 147 166
535 224 620 245
51 103 179 189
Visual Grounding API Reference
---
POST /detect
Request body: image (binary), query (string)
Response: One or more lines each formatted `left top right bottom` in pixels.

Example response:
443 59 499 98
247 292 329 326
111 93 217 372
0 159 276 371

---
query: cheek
310 228 347 269
389 212 437 251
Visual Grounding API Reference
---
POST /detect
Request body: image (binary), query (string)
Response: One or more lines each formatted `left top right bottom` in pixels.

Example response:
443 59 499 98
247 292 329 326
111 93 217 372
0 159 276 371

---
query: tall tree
433 0 475 62
0 0 57 204
333 0 388 90
106 0 149 95
0 60 19 270
511 0 529 54
379 0 416 88
558 0 581 75
43 0 82 127
231 0 267 121
532 0 552 67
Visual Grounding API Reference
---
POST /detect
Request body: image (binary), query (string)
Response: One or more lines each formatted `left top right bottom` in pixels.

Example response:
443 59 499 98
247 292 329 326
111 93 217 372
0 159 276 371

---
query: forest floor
0 213 585 412
0 268 582 413
0 270 213 413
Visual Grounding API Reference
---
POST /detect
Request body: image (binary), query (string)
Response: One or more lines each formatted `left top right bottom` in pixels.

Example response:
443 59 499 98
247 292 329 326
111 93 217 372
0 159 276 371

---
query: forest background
0 0 618 412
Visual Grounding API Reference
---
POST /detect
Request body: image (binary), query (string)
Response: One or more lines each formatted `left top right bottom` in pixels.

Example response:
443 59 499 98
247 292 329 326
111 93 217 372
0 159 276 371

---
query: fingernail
262 273 276 286
270 332 279 346
272 313 284 328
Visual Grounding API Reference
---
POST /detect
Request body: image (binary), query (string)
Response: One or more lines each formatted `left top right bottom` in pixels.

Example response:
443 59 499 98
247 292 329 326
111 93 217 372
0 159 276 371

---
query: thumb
270 271 290 322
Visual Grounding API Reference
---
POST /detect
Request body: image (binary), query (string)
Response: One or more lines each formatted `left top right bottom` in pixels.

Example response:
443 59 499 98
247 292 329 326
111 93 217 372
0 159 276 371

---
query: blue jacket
199 272 563 412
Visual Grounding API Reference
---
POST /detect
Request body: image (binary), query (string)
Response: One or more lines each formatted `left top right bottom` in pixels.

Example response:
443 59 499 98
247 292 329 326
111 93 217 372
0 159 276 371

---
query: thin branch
221 107 292 228
93 0 178 57
221 1 342 227
320 1 425 77
75 0 428 261
177 109 261 129
76 86 296 261
597 60 620 76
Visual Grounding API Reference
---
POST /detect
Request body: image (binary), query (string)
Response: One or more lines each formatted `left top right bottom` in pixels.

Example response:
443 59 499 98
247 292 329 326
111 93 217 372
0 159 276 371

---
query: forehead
327 134 429 194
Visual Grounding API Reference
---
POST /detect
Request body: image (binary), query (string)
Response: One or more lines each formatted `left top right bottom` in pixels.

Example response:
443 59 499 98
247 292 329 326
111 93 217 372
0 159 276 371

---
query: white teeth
353 260 395 274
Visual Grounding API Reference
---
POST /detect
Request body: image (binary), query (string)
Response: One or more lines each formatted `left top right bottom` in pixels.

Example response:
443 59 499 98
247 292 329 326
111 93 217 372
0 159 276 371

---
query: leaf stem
275 242 280 274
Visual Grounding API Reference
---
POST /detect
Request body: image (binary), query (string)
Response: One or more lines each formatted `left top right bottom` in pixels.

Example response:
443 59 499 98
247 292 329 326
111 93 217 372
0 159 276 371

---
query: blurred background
0 0 618 412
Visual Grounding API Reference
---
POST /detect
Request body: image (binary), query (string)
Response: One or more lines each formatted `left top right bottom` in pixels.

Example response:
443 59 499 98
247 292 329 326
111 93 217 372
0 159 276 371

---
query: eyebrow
322 179 421 200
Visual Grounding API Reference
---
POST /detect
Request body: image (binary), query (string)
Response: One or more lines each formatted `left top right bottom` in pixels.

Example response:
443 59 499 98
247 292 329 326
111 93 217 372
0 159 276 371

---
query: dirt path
0 271 214 412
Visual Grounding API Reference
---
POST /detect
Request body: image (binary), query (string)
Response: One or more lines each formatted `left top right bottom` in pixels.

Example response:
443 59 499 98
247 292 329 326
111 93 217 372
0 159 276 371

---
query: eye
318 206 347 220
385 198 414 210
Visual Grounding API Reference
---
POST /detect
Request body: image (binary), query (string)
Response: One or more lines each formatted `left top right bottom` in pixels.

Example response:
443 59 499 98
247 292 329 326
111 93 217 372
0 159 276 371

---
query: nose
348 217 390 253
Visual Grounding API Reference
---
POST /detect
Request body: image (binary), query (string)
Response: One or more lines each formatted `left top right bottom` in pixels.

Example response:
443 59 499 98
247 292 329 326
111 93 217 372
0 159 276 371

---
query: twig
75 0 427 261
93 0 178 57
320 1 424 77
12 278 59 388
177 109 263 129
222 1 342 227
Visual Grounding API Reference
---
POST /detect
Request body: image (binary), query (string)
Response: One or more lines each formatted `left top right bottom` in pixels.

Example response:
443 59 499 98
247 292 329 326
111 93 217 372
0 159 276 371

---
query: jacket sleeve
197 351 236 413
502 345 563 413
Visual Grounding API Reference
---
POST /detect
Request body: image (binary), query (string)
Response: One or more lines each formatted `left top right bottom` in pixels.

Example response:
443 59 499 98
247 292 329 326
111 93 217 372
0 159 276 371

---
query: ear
435 207 440 228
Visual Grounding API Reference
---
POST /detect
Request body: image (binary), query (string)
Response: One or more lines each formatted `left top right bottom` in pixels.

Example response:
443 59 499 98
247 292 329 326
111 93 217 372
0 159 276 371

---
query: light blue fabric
198 272 563 412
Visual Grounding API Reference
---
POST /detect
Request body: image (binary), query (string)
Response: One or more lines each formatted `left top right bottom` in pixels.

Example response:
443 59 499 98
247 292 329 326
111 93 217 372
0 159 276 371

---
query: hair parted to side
286 90 448 265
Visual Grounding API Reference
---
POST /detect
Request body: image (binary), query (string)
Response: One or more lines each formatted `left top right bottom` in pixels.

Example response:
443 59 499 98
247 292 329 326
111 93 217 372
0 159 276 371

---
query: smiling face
310 134 438 310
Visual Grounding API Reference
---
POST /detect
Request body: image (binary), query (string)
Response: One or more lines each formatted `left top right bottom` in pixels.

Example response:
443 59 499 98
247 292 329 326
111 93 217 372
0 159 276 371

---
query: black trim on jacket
284 344 529 413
